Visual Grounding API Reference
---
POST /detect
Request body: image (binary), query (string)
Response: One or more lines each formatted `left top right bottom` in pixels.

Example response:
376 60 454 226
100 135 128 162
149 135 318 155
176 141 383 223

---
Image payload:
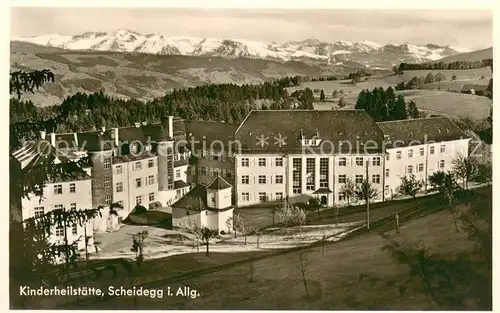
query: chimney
101 126 106 133
168 116 174 139
50 133 56 146
40 131 46 140
142 121 147 126
134 122 141 128
113 128 119 147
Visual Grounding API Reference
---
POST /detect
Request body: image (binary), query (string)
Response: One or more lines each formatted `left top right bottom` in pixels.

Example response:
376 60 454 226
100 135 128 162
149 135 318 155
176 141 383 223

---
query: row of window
241 157 283 167
135 193 156 204
240 192 284 202
197 151 234 162
241 175 284 185
34 203 78 218
53 183 77 195
113 159 156 174
394 145 446 160
197 167 235 178
113 175 157 193
240 174 383 185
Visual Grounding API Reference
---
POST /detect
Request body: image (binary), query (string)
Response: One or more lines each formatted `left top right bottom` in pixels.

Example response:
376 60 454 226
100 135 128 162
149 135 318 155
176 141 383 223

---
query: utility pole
366 160 370 230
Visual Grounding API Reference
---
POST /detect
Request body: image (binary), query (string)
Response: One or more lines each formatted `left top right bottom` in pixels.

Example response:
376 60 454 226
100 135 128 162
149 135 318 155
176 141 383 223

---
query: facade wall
172 208 202 229
21 179 94 251
90 150 114 207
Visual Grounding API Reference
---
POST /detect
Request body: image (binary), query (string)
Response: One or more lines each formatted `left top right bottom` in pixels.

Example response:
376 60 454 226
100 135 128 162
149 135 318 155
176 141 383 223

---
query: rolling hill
435 47 493 63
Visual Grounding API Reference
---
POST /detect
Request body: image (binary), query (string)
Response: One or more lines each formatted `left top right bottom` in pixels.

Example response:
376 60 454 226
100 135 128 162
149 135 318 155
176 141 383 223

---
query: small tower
157 116 175 200
206 175 232 209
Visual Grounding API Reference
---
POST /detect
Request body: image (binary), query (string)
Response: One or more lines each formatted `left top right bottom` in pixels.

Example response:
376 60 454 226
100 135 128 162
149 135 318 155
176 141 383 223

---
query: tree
10 69 55 100
319 89 325 101
276 204 293 234
339 178 356 206
338 96 346 108
232 213 244 238
397 174 424 200
428 171 459 231
308 197 322 219
294 251 311 298
452 153 478 190
225 216 232 234
451 75 457 81
407 100 419 119
183 220 202 251
130 230 148 267
434 73 446 82
393 95 408 120
291 206 307 238
475 161 492 186
355 178 379 230
424 72 435 84
331 90 339 98
200 227 218 256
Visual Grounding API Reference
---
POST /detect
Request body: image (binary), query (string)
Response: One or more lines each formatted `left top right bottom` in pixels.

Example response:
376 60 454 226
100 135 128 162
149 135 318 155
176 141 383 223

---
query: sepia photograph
8 3 493 310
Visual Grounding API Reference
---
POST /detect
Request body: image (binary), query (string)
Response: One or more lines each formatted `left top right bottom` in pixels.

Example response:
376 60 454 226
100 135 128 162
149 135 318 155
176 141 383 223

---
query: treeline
10 81 314 134
397 58 493 71
355 87 419 121
395 72 447 90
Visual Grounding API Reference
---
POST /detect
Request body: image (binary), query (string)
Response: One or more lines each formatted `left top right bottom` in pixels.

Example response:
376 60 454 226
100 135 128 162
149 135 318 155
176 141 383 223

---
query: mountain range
12 29 473 68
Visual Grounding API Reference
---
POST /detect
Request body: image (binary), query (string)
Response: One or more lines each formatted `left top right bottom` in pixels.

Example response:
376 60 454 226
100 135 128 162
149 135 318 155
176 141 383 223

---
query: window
200 167 207 175
117 200 123 207
190 166 196 175
53 184 63 195
419 147 425 156
258 192 266 201
241 158 249 167
69 183 76 193
241 175 250 184
372 157 381 166
407 165 413 174
319 158 329 188
55 224 64 237
338 192 346 201
55 204 64 210
292 158 302 194
148 175 155 185
385 169 390 177
338 175 347 184
418 163 424 172
439 160 445 169
241 193 250 202
148 159 155 168
306 158 315 191
70 203 76 210
174 154 179 161
275 175 283 184
209 168 214 176
355 175 363 184
104 176 111 189
372 175 381 184
440 144 446 153
222 169 227 178
136 178 142 188
356 157 363 166
34 206 44 218
258 158 266 167
386 155 390 161
116 165 123 174
134 161 142 170
275 192 284 200
408 149 413 158
105 195 112 205
136 195 142 204
258 175 266 184
149 192 155 201
430 146 435 155
104 158 111 170
396 151 402 160
72 224 78 235
175 169 181 178
275 157 283 167
116 182 123 192
338 157 347 166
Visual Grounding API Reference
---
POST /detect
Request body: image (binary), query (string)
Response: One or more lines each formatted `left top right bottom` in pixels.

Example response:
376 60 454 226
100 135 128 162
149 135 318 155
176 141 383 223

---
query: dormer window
301 137 321 147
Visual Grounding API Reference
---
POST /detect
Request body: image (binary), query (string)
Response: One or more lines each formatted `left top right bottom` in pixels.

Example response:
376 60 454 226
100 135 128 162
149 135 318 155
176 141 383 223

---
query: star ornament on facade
255 134 269 148
274 133 287 147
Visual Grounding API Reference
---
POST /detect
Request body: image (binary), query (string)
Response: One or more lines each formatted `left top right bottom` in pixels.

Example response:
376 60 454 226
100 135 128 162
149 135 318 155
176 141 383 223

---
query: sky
10 8 492 50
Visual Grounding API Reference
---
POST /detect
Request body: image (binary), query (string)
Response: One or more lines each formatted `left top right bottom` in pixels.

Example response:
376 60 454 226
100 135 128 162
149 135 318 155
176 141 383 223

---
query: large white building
233 110 470 207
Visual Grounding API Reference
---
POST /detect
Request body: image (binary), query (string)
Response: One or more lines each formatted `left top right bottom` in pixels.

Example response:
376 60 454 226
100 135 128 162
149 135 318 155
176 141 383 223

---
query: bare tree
276 204 293 234
308 197 322 219
200 227 218 256
452 153 478 190
356 179 379 230
232 213 244 238
340 178 356 207
183 219 201 251
225 216 232 234
130 230 148 268
291 206 307 238
295 251 311 298
428 171 459 231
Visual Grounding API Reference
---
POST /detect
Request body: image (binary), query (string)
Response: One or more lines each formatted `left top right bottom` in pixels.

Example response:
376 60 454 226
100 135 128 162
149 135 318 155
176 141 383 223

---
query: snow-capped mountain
11 29 471 68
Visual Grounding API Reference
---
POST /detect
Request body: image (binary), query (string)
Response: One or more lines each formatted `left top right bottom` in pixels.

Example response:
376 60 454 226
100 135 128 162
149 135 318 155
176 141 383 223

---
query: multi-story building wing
11 137 95 251
377 117 470 197
234 110 386 207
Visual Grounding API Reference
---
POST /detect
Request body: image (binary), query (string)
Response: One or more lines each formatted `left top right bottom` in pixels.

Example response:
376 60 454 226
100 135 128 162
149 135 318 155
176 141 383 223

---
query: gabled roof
206 175 232 190
174 180 190 189
77 129 114 152
377 117 470 148
235 110 384 154
184 120 239 151
171 184 207 211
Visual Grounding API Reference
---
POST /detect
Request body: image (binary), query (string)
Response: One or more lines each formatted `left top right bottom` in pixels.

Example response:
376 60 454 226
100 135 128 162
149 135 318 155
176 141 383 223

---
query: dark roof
77 129 114 152
174 180 190 189
112 153 157 164
184 120 239 151
312 188 332 194
172 184 207 211
118 125 147 143
54 133 78 149
206 176 232 190
235 110 384 154
377 117 470 148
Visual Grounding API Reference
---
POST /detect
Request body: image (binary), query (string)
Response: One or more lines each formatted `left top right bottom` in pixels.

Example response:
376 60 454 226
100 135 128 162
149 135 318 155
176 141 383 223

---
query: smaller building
172 176 234 234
